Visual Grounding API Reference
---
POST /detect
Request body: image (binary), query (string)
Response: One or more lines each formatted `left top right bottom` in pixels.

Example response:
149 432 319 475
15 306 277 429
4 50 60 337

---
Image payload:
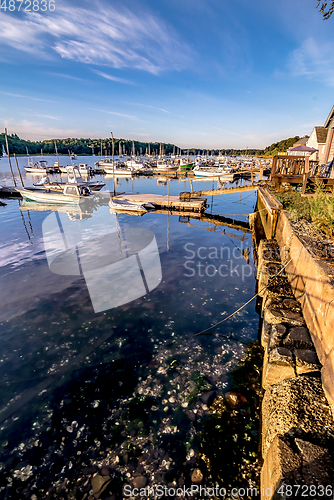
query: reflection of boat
20 199 95 220
109 198 148 212
16 184 93 204
109 207 145 217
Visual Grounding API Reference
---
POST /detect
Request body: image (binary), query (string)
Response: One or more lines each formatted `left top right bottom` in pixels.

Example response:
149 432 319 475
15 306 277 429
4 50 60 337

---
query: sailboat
2 145 8 157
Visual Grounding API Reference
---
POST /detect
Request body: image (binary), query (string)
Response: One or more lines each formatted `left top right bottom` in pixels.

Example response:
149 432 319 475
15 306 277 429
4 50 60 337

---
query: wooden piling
13 154 24 187
4 128 16 187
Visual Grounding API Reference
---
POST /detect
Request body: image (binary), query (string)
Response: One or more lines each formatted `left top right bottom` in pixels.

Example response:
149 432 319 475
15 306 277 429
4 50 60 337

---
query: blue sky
0 0 333 148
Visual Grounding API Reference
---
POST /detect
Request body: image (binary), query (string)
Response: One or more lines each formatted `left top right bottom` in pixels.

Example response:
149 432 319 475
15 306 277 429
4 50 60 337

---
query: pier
114 192 207 212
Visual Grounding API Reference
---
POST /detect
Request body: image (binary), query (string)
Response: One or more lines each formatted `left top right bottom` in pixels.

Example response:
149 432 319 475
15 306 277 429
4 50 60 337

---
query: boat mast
111 132 116 196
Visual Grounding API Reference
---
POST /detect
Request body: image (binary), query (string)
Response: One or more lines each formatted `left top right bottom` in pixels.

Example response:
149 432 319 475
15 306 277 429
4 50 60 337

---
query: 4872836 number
277 484 333 497
0 0 55 11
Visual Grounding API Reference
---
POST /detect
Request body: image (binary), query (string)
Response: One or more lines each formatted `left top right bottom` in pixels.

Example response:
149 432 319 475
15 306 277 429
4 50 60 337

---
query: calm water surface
0 155 260 497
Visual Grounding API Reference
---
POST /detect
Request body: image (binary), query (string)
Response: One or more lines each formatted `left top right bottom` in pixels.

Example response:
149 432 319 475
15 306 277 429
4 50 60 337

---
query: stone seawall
257 237 334 498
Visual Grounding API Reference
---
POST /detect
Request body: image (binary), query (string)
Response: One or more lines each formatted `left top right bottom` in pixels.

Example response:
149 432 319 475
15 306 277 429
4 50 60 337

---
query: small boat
154 160 178 171
108 198 148 212
24 159 53 174
173 159 194 171
193 165 235 180
16 183 93 204
34 166 105 192
103 164 135 176
2 145 8 158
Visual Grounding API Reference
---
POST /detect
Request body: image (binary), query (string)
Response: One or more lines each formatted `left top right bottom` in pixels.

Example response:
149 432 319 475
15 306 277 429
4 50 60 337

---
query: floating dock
115 193 207 213
0 186 21 198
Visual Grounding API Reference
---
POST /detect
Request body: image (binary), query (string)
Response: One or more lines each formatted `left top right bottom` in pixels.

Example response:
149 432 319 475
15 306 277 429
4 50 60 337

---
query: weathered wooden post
4 128 16 187
302 156 310 195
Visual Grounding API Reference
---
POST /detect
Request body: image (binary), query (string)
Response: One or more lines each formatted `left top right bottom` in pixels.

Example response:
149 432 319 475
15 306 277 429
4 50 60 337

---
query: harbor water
0 156 261 498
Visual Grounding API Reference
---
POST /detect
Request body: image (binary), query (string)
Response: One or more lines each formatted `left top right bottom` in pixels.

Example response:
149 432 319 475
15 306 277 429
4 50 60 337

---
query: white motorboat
24 159 52 174
108 198 148 212
34 166 105 192
154 160 178 171
193 165 235 180
16 183 93 204
103 164 135 176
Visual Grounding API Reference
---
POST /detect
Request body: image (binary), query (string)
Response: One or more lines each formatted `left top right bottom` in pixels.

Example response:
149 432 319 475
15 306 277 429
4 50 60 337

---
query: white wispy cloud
93 70 135 85
0 2 192 74
90 108 138 120
0 91 58 103
2 119 97 140
288 37 334 87
124 102 170 113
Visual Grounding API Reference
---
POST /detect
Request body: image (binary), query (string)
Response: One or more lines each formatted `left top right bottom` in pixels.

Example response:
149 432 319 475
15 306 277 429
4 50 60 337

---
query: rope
195 254 295 337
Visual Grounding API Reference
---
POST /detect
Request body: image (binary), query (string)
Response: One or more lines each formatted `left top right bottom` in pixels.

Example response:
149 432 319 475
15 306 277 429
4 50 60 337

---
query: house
293 137 308 147
306 105 334 164
306 126 327 162
322 105 334 164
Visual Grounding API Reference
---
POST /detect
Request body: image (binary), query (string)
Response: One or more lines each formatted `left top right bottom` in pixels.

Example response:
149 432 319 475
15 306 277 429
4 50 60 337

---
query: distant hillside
0 134 179 156
258 136 309 157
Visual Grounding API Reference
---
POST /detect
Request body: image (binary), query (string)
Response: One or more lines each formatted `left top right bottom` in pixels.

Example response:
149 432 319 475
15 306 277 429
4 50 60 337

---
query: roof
287 145 318 152
293 138 308 146
314 126 328 144
324 105 334 128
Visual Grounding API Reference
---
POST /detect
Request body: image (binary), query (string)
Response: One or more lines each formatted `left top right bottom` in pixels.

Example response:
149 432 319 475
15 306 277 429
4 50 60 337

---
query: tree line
0 133 309 158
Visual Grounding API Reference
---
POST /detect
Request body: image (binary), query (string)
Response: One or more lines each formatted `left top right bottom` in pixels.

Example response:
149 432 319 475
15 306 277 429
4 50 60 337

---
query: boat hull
16 188 85 204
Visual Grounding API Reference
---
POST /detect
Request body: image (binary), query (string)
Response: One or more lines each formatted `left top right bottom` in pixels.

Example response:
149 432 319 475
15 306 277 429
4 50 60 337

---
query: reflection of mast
18 200 33 244
167 178 170 251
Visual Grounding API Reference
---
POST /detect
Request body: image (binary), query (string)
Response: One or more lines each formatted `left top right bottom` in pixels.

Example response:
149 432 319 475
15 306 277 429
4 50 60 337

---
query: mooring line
195 254 295 337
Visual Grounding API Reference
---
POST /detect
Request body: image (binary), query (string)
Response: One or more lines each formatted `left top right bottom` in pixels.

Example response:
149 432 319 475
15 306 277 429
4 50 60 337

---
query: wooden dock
0 186 21 198
115 193 207 212
180 184 259 199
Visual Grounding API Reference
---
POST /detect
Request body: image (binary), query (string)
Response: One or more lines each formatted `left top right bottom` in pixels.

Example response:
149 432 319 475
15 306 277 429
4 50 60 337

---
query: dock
179 183 260 199
115 193 206 212
0 186 21 198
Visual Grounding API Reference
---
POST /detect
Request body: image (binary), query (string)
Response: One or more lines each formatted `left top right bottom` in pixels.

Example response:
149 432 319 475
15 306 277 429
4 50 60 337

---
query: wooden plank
186 184 258 198
301 156 310 195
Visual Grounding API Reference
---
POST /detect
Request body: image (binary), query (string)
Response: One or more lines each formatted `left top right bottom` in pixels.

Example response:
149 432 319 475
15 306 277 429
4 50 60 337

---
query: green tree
317 1 334 18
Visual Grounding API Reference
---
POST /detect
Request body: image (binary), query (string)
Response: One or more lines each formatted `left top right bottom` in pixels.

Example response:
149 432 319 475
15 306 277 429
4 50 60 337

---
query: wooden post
13 154 24 187
302 156 310 195
54 140 60 167
4 128 16 187
269 156 277 181
259 167 263 181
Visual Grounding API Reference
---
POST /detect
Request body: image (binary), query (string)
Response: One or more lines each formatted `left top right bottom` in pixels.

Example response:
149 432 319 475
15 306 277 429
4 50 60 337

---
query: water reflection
0 167 260 497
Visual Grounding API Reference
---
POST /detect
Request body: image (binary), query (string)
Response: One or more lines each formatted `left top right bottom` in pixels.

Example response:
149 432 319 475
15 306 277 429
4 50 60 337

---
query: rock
294 438 334 485
200 390 216 406
294 349 321 375
261 375 334 459
268 324 287 350
82 466 98 475
284 327 313 349
91 474 111 499
224 391 247 408
261 320 271 347
261 434 302 495
191 469 203 484
264 307 285 325
262 347 295 389
132 475 147 488
101 466 111 476
281 310 305 326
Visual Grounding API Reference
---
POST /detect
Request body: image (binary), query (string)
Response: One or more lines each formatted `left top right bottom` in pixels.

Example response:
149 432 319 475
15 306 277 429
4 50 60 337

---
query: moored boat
108 198 148 212
16 184 93 204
